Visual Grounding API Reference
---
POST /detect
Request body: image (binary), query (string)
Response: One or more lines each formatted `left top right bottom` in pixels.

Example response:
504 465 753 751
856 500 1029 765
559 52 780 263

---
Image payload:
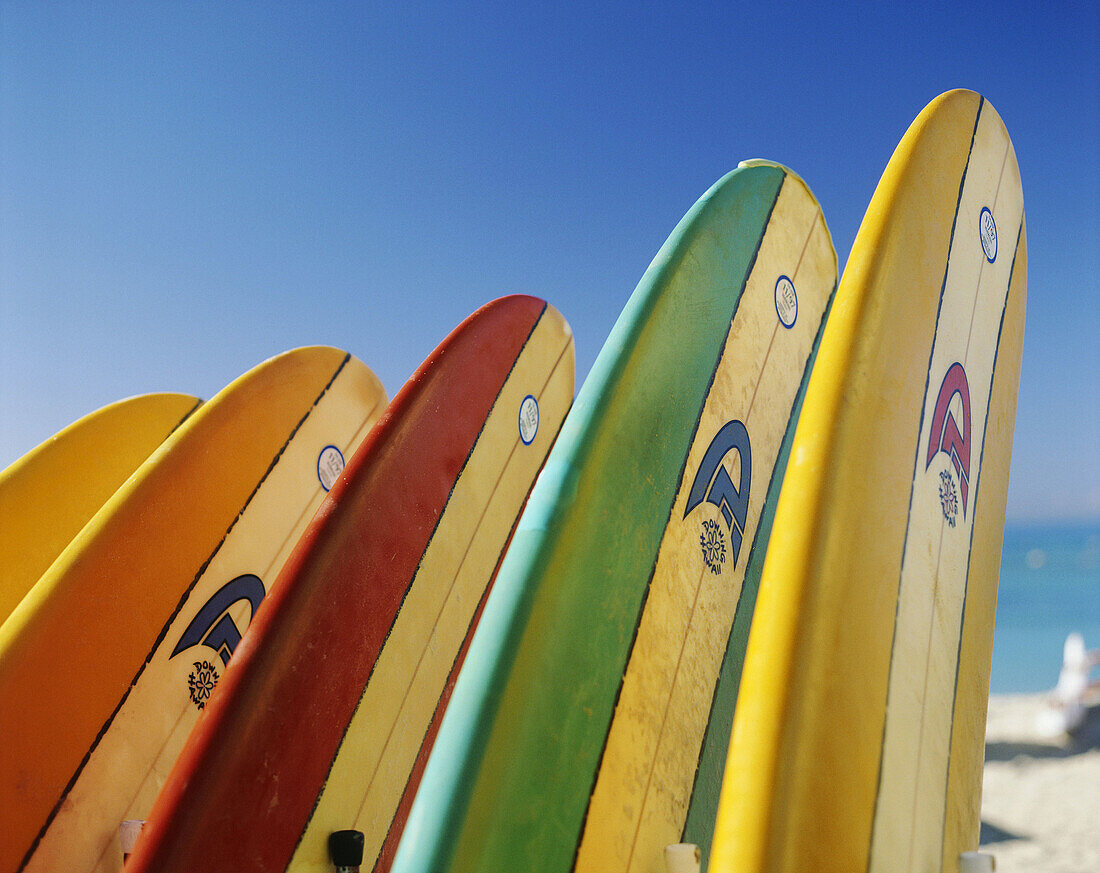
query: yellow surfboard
0 348 387 873
0 393 201 625
709 90 1025 873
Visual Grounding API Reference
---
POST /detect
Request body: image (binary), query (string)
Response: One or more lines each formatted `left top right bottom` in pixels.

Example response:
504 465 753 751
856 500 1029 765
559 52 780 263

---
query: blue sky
1 1 1097 521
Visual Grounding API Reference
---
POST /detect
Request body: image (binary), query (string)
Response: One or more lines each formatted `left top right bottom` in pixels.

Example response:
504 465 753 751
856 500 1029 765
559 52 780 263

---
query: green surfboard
392 161 837 873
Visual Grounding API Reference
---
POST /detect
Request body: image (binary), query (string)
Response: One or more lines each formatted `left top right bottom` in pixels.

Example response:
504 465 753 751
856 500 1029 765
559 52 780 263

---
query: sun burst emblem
187 659 220 710
939 469 959 528
699 518 726 574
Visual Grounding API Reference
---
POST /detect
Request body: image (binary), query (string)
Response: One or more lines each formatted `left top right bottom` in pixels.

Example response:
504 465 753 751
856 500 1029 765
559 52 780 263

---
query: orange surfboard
0 348 386 873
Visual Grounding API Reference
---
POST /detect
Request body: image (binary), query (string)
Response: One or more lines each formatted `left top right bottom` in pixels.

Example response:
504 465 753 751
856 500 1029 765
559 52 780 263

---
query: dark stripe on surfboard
169 397 205 437
19 352 353 872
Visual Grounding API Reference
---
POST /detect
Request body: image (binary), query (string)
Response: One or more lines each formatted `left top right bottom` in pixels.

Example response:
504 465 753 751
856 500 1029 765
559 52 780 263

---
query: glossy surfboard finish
0 393 201 625
709 91 1025 873
0 348 386 873
391 162 837 873
125 296 575 873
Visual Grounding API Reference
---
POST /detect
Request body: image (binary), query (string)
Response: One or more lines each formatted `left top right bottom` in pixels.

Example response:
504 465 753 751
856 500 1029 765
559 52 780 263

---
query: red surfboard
126 295 575 873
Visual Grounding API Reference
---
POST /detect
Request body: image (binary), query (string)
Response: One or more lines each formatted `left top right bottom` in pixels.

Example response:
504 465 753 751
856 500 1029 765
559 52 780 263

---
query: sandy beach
980 694 1100 872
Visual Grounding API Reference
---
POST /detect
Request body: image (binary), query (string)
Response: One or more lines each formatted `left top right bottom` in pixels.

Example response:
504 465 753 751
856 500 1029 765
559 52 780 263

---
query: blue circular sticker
979 207 997 263
775 275 797 329
518 395 539 445
317 445 345 491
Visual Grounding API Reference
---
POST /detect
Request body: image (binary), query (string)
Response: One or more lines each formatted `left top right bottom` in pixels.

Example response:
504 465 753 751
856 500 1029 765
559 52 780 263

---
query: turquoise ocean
989 521 1100 693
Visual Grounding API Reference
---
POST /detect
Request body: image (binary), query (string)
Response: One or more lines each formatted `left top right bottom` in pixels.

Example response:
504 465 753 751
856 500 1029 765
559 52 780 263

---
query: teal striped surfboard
392 160 837 873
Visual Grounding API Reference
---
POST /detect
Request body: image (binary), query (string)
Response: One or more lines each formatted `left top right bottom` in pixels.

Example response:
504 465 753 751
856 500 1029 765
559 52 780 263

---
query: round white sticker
979 207 997 263
519 395 539 445
317 445 345 491
775 275 798 329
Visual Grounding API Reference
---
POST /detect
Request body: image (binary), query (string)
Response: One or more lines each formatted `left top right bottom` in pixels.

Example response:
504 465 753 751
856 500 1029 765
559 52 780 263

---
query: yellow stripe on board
24 360 386 873
288 311 575 873
574 172 836 873
868 101 1024 873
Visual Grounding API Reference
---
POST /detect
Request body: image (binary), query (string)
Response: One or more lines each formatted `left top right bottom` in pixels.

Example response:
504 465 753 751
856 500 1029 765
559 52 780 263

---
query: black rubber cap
328 830 365 866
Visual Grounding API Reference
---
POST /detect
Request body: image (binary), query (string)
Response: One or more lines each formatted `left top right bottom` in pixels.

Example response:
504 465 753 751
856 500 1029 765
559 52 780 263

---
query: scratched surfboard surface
708 91 1026 873
391 162 837 873
123 296 575 873
0 347 386 873
0 393 201 627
